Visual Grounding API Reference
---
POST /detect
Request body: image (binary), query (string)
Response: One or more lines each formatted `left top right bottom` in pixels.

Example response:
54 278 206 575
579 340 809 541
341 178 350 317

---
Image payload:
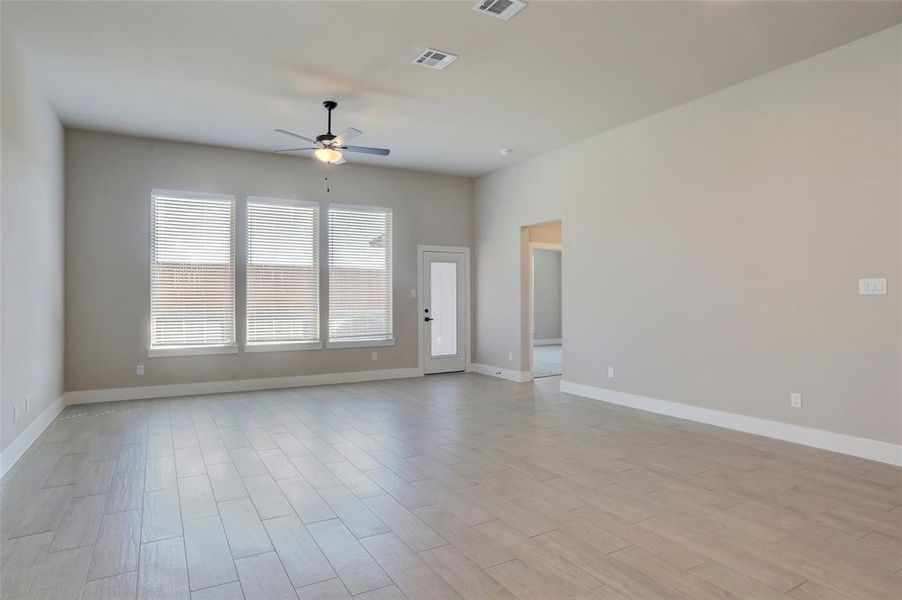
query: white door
422 250 468 374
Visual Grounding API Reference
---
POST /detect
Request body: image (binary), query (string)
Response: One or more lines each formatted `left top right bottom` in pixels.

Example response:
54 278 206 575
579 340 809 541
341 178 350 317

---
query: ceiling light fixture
314 147 343 164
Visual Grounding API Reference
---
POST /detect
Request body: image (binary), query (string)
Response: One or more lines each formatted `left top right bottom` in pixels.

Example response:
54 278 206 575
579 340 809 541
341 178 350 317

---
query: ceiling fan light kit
274 100 390 166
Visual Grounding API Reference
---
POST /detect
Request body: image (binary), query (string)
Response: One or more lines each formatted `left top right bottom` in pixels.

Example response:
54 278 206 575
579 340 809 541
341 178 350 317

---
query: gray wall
533 250 561 341
65 130 473 391
474 26 901 444
1 31 65 451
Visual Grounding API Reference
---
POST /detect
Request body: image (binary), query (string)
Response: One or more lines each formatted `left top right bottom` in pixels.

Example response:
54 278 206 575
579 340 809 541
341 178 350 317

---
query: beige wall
65 130 473 391
533 250 562 341
0 30 65 451
475 26 901 444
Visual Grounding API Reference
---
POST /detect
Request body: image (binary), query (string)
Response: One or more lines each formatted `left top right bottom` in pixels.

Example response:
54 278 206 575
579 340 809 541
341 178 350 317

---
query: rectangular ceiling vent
473 0 527 20
412 49 459 70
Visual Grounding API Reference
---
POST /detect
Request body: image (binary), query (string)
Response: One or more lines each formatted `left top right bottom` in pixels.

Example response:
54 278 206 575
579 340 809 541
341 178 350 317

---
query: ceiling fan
274 100 390 165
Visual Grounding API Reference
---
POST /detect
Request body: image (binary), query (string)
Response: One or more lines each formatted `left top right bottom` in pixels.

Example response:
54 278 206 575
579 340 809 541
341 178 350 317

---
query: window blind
246 198 320 346
328 205 393 342
150 190 235 351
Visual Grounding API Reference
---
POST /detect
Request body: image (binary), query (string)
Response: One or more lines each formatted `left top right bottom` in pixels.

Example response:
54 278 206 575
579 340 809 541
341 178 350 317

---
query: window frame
148 189 238 358
243 195 322 353
325 202 395 349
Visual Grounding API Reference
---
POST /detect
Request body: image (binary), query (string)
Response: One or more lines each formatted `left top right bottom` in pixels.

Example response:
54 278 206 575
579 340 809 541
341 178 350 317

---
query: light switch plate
859 278 887 295
790 392 802 409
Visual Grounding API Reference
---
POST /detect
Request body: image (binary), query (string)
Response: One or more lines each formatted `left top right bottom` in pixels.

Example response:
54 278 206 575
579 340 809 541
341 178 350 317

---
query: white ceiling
4 1 901 176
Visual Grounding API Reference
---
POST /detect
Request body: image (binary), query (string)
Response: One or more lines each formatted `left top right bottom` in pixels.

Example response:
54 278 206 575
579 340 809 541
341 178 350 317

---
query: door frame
417 245 471 375
528 241 562 375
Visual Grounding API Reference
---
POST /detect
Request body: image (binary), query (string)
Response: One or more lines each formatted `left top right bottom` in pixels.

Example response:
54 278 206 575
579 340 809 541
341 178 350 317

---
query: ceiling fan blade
274 129 317 144
343 145 390 156
333 127 362 146
274 147 316 153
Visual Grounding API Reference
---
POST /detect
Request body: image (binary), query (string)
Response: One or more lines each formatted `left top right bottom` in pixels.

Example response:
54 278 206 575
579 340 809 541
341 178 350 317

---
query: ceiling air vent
473 0 527 20
412 49 459 70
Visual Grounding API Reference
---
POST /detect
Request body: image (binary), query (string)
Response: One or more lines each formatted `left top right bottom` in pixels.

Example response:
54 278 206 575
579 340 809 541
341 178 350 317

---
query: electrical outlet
136 364 144 376
790 392 802 409
410 288 417 298
371 351 378 362
608 367 614 378
508 352 513 362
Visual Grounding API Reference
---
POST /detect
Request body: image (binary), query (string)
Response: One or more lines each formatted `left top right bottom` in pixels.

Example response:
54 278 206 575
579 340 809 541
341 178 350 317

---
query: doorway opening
524 221 562 379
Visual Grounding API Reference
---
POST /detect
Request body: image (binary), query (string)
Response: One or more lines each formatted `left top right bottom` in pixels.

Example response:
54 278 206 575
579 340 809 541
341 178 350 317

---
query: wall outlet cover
790 392 802 409
859 278 887 295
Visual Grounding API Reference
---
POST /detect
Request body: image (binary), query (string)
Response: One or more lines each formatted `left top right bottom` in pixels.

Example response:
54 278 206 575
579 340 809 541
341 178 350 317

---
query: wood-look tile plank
413 505 513 568
28 545 93 600
234 551 297 600
295 578 351 600
75 459 117 497
218 497 272 558
183 515 238 591
305 518 391 595
137 536 190 600
0 531 53 597
81 571 138 600
105 469 145 514
49 492 106 551
190 581 245 600
89 509 141 580
178 474 218 521
278 477 335 524
353 584 407 600
263 514 335 589
359 532 459 600
142 488 183 543
243 474 293 520
207 462 248 502
419 543 516 599
486 559 571 600
319 486 388 539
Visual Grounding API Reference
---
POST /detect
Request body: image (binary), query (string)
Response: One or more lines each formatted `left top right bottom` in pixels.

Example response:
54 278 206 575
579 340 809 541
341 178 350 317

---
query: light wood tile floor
1 374 900 599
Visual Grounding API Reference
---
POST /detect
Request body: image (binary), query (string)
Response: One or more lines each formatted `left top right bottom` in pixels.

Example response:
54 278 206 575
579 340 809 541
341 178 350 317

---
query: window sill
148 345 239 358
327 338 395 349
244 341 323 353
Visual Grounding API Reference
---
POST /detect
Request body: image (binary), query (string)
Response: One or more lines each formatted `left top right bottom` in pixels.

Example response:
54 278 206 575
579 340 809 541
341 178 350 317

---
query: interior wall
533 250 562 342
0 30 65 451
65 130 473 391
475 26 901 444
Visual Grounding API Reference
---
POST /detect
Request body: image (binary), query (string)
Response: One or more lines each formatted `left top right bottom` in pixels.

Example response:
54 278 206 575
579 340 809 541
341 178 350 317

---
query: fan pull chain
325 176 330 194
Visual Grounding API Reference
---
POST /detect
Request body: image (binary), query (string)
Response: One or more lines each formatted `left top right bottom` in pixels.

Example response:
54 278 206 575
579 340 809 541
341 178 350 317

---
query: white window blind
328 205 393 343
246 198 320 346
150 190 236 353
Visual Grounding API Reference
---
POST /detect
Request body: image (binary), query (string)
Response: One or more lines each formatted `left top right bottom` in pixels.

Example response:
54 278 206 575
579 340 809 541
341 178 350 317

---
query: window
328 204 393 345
150 190 236 356
246 198 320 350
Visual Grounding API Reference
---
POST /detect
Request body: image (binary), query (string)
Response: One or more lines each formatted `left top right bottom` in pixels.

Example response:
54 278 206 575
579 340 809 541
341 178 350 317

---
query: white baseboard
534 338 562 346
469 363 532 383
560 380 902 467
64 367 423 405
0 395 65 477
